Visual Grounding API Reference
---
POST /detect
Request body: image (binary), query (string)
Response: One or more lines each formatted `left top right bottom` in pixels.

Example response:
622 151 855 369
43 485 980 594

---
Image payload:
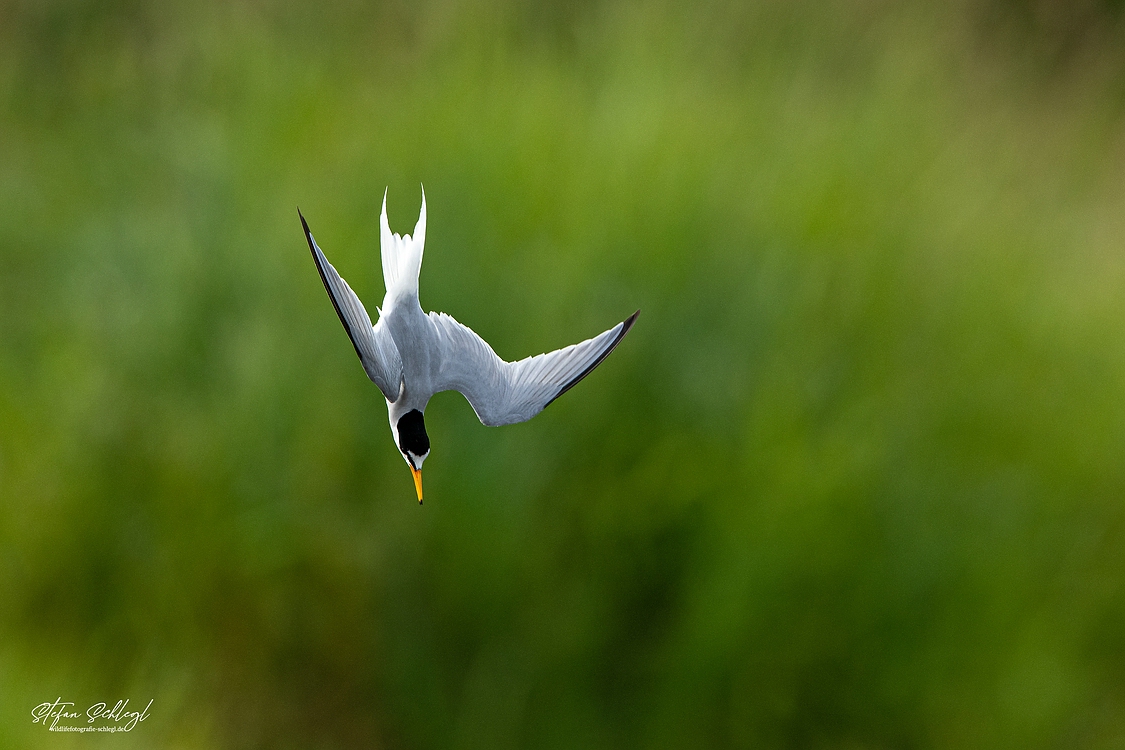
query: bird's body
300 188 638 502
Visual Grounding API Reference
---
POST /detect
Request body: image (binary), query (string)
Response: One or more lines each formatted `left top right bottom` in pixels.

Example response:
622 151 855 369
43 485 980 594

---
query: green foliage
4 1 1125 747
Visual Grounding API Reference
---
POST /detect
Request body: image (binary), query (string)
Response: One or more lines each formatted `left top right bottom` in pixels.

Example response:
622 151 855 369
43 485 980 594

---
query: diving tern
299 188 639 503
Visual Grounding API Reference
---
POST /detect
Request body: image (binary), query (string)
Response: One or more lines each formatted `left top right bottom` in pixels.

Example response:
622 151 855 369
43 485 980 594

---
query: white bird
299 188 639 504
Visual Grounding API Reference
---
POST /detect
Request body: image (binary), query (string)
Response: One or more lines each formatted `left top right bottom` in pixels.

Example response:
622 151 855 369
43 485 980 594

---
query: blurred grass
4 0 1125 747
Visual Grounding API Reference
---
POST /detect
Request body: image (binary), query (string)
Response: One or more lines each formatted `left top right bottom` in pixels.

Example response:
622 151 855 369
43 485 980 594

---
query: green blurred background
4 0 1125 746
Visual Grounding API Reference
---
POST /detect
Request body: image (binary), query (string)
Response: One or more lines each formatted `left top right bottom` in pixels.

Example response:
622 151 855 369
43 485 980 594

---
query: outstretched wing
428 310 639 426
300 210 403 401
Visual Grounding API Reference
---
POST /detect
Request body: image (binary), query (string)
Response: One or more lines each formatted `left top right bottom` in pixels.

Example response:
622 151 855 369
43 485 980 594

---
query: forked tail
380 186 427 304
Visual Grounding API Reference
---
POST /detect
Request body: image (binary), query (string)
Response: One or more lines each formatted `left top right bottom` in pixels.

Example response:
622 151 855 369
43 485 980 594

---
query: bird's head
395 409 430 503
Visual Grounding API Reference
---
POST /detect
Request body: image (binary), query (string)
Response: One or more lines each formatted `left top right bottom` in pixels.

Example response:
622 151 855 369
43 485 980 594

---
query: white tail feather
380 186 427 305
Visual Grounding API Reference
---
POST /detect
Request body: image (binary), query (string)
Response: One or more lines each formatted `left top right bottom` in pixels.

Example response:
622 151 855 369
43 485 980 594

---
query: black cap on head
396 409 430 457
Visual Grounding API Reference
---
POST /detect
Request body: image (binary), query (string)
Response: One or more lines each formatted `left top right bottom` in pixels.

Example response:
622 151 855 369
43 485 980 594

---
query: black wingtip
298 210 321 263
298 208 312 240
622 309 640 334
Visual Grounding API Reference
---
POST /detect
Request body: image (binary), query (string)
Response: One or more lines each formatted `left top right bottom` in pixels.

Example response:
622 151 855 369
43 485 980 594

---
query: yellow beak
411 465 423 504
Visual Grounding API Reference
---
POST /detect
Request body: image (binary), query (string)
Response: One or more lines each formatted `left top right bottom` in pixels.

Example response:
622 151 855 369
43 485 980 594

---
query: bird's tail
380 186 427 304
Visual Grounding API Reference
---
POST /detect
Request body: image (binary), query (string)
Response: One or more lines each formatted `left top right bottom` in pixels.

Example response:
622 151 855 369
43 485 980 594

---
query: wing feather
300 210 403 401
429 310 639 426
